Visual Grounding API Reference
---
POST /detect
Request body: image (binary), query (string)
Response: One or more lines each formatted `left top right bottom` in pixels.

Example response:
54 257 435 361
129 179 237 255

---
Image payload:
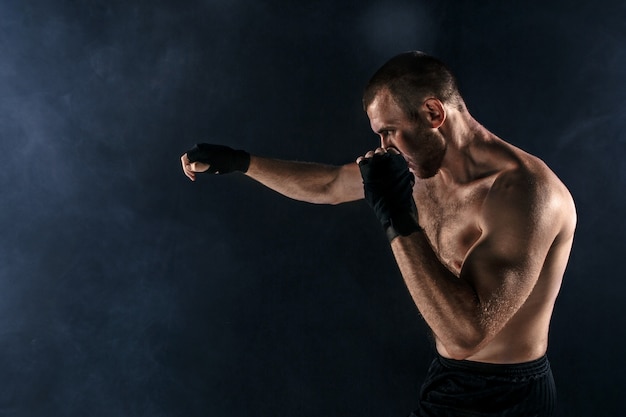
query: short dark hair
363 51 465 119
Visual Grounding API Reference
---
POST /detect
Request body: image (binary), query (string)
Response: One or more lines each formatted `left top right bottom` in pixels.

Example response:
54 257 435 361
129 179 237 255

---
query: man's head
363 52 466 179
363 51 465 120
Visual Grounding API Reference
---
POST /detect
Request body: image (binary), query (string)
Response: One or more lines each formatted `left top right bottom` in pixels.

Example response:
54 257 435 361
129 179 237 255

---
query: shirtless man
181 52 576 416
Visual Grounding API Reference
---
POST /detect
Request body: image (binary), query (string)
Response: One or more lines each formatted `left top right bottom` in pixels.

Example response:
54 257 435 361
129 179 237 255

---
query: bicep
459 179 558 333
461 231 544 327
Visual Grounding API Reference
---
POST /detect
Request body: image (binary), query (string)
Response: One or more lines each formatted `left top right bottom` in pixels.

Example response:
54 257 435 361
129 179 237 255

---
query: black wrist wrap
186 143 250 174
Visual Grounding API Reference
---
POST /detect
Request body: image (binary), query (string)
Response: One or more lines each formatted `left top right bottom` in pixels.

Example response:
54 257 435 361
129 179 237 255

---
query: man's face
366 90 446 179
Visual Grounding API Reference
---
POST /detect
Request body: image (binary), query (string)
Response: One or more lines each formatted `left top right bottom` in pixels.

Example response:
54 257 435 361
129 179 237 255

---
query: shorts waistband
436 353 551 378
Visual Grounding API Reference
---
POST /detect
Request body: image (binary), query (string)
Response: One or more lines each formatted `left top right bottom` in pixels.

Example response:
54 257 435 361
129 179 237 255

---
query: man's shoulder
485 153 576 235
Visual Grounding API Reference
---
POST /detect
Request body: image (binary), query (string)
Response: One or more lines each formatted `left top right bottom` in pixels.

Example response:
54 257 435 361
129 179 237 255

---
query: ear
421 98 446 128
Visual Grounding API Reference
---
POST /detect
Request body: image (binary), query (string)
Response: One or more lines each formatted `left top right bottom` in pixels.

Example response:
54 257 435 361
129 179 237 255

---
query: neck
436 112 494 184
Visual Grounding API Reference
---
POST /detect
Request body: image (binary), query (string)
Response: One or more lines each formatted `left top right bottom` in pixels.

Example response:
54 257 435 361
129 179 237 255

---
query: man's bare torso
412 137 575 363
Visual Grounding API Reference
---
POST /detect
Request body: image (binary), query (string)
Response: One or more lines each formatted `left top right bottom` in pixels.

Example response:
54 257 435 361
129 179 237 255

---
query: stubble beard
413 129 446 179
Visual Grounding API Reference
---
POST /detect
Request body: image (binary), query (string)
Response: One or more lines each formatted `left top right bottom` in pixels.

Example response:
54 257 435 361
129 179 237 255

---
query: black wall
1 1 624 416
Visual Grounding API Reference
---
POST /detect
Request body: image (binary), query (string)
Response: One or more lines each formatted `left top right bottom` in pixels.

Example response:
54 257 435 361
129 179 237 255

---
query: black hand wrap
358 152 421 241
186 143 250 174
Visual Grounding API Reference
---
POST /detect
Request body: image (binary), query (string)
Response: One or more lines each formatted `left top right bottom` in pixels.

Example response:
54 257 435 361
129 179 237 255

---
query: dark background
1 0 624 416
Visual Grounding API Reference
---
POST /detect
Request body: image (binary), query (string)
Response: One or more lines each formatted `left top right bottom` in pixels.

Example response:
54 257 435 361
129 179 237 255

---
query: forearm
391 232 487 358
245 155 364 205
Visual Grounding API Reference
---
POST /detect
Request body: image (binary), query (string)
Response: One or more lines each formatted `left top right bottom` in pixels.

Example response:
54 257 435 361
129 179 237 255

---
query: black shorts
409 354 556 417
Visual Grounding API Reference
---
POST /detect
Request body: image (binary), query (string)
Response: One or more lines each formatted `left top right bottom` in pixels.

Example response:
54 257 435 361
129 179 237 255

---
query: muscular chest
414 179 491 275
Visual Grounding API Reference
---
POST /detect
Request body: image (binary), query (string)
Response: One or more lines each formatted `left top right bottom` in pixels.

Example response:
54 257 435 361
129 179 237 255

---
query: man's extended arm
181 143 364 205
246 156 364 205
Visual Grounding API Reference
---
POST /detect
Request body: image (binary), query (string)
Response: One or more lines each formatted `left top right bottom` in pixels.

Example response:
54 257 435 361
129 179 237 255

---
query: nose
380 135 391 149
